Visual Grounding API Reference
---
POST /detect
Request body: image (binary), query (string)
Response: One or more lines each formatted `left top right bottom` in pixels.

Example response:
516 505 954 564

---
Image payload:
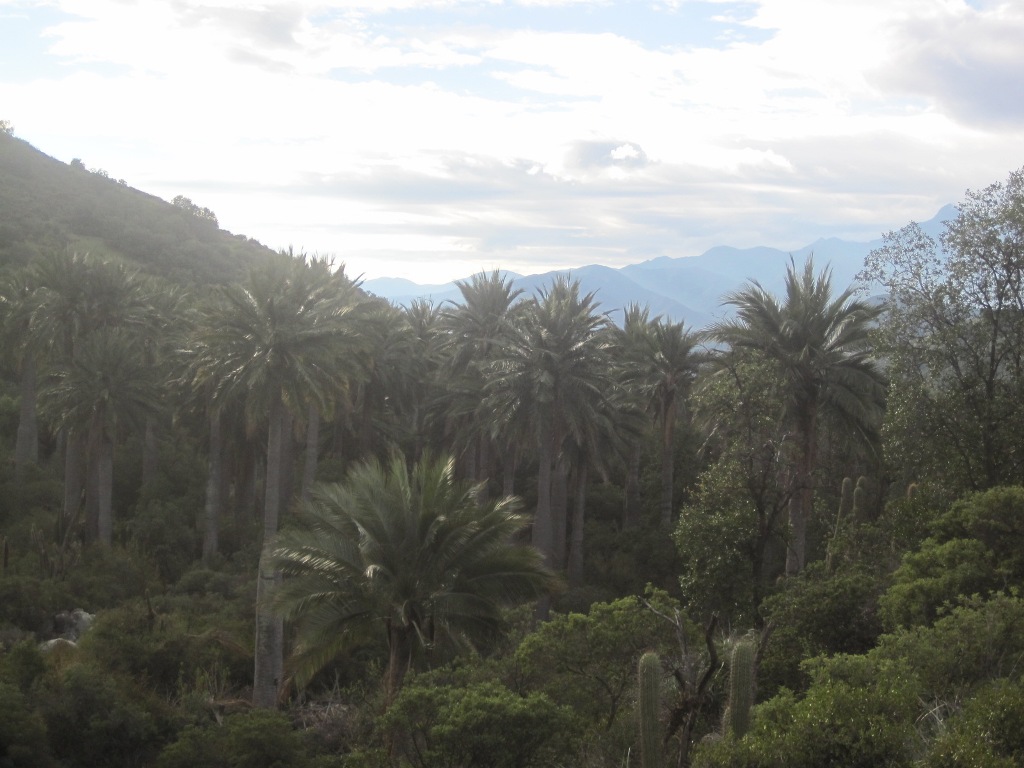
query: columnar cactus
723 638 755 738
638 651 661 768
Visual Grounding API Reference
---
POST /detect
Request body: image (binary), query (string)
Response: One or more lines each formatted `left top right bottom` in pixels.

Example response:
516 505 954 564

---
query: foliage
516 592 677 729
382 679 579 768
861 168 1024 494
37 662 176 768
922 678 1024 768
694 655 919 768
270 452 555 694
759 562 886 696
880 487 1024 630
711 256 886 575
156 710 311 768
0 680 56 768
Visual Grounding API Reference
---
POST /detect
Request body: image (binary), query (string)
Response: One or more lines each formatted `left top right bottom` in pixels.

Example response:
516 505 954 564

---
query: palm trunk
552 455 568 570
623 441 642 530
502 452 516 497
254 393 286 708
14 357 38 479
567 462 588 587
300 404 320 504
95 432 114 546
279 406 295 516
660 395 677 529
202 409 222 565
533 423 555 621
62 430 85 540
785 406 818 576
385 624 413 701
141 416 159 489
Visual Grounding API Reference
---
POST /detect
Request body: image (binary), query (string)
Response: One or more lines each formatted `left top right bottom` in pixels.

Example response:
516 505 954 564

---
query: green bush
694 655 919 768
38 662 175 768
156 710 311 768
0 680 55 767
759 563 886 696
383 680 580 768
880 487 1024 630
923 678 1024 767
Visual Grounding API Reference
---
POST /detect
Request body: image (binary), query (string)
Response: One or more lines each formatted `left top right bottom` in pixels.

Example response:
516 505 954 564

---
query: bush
0 680 55 767
38 662 175 768
923 678 1024 767
383 680 580 768
694 655 919 768
156 710 311 768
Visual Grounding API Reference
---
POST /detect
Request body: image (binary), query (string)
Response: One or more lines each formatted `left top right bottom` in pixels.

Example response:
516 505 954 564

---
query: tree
187 252 357 708
712 258 885 575
618 310 705 528
440 271 526 486
485 276 614 585
28 251 159 540
39 329 162 545
860 167 1024 495
0 268 41 478
269 452 555 698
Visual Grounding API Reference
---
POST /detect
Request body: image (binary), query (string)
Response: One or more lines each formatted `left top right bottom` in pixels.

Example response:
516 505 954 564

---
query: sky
2 0 1023 284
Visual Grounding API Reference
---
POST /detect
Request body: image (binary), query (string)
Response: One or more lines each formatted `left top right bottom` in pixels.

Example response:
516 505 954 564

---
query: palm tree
0 268 40 479
486 276 613 582
38 329 161 545
28 251 156 528
616 308 705 528
188 252 358 708
711 257 885 574
269 452 555 699
440 270 526 487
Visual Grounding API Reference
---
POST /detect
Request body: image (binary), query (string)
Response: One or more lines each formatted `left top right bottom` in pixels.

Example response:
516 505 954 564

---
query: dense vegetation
3 126 1024 766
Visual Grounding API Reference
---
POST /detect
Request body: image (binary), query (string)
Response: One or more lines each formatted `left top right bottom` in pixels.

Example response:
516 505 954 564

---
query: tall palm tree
38 329 162 545
0 267 40 479
188 252 358 708
486 276 613 582
28 251 157 532
440 270 526 487
711 257 885 574
617 308 705 528
269 452 555 699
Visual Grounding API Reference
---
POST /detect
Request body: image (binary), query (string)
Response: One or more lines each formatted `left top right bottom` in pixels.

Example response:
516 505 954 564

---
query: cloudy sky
2 0 1022 283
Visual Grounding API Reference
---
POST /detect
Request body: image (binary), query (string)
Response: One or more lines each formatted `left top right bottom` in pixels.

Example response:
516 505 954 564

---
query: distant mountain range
364 205 957 329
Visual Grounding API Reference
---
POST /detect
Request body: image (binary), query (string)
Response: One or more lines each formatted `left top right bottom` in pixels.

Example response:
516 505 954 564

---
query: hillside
0 132 277 284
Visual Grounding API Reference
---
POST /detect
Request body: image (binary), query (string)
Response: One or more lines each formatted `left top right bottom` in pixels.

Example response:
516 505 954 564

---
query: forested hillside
2 130 1024 767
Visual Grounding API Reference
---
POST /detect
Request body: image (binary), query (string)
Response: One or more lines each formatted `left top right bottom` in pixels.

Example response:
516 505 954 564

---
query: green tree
485 276 614 586
383 680 579 768
619 313 705 528
269 452 555 698
861 167 1024 495
440 270 526 489
188 252 357 708
39 329 162 545
711 258 885 574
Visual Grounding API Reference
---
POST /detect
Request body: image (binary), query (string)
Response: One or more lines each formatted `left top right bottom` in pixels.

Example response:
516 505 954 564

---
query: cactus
723 637 755 738
638 651 661 768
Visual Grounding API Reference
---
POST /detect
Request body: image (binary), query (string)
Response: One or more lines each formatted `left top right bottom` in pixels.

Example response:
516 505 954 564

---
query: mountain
364 206 957 328
0 131 277 284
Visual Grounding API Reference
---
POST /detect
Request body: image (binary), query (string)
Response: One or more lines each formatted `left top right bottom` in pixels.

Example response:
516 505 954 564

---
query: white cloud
2 0 1023 283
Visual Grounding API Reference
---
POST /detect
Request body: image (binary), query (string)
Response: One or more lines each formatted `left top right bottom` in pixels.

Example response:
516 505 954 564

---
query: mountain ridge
364 204 957 328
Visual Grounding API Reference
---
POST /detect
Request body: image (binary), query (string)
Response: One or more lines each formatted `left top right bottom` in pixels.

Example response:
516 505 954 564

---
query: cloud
5 0 1024 284
872 2 1024 128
